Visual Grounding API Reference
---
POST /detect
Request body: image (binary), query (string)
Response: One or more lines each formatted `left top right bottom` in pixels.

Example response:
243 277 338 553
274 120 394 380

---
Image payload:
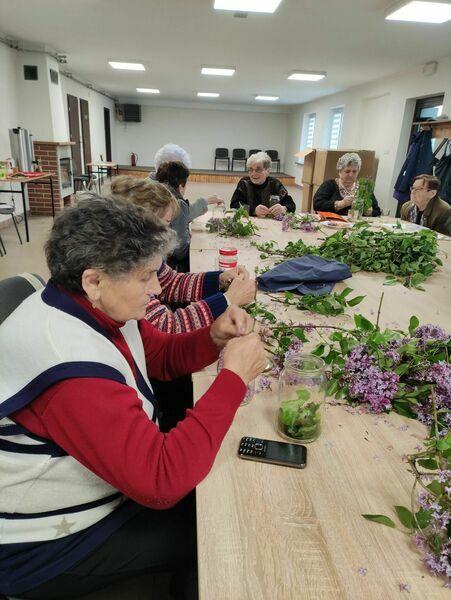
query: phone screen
266 440 307 466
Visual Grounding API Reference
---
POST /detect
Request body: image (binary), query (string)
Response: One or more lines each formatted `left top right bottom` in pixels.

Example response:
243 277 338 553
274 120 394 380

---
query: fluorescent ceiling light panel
288 71 326 81
386 1 451 23
136 88 160 93
109 61 145 71
197 92 220 97
255 95 279 101
201 67 235 76
214 0 282 13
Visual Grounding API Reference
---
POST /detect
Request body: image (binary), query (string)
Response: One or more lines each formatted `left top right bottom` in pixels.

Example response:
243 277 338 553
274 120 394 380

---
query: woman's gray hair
246 151 271 170
154 143 191 170
336 152 361 172
45 195 177 294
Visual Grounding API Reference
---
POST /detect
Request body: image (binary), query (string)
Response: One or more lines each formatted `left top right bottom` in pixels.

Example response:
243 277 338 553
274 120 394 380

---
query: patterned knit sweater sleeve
145 263 228 333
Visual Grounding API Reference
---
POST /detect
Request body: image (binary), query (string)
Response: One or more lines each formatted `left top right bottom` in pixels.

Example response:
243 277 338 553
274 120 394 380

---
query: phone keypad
239 437 267 456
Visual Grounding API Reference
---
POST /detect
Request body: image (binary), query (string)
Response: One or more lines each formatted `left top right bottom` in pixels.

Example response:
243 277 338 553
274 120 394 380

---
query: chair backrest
0 272 45 325
249 149 261 156
266 150 279 160
232 148 246 159
215 148 229 158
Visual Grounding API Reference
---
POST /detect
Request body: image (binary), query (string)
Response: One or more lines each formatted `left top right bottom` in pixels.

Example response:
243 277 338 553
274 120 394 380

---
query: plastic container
218 247 238 270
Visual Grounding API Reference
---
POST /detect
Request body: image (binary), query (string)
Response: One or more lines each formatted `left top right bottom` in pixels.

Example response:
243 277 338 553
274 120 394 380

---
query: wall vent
24 65 38 80
115 104 142 122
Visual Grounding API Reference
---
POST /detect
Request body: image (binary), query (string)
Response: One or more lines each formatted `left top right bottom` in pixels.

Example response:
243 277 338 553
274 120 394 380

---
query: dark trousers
21 494 198 600
151 374 193 433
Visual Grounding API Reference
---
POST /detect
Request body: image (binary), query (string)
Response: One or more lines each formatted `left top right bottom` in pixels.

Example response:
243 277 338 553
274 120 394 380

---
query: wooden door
80 99 92 168
67 94 82 175
104 107 112 162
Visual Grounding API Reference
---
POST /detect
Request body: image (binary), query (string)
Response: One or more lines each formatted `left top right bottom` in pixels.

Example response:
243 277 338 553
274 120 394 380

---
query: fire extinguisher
131 152 138 167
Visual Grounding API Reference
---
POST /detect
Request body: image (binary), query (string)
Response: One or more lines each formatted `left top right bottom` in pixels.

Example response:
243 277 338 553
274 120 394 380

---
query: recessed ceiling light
201 66 235 76
197 92 220 97
214 0 282 13
386 1 451 23
136 88 160 94
109 61 145 71
255 95 279 101
288 71 326 81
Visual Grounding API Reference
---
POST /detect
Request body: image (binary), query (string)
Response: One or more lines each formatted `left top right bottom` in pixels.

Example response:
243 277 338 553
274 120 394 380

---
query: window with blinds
303 113 316 148
328 108 344 149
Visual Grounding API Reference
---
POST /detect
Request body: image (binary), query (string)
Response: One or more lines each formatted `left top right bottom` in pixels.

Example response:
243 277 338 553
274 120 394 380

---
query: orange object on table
316 211 348 222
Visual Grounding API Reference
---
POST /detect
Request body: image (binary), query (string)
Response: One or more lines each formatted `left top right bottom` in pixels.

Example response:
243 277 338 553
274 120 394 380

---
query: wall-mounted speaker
24 65 38 80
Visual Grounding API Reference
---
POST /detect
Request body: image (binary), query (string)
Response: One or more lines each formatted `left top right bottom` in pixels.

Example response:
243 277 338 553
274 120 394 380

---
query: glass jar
349 197 364 221
217 349 254 406
277 354 326 443
218 247 238 271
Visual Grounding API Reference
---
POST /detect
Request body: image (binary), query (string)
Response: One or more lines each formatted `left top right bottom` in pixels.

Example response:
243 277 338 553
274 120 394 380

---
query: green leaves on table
206 207 259 237
281 287 365 316
253 227 442 288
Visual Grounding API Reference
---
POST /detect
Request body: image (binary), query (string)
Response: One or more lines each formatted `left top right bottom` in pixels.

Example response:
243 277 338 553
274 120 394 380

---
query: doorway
411 94 444 151
104 108 112 162
80 99 92 168
67 94 82 175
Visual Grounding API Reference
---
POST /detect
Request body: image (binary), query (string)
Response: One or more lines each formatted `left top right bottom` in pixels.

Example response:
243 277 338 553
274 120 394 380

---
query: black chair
266 149 281 173
0 201 23 251
214 148 230 171
231 148 247 171
72 157 97 193
248 149 261 157
0 272 45 325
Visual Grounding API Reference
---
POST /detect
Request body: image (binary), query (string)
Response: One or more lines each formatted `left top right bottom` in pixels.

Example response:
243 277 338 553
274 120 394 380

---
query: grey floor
0 180 300 281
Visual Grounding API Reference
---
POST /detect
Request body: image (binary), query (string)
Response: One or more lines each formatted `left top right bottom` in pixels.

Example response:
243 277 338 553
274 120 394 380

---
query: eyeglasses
248 167 264 174
410 186 428 193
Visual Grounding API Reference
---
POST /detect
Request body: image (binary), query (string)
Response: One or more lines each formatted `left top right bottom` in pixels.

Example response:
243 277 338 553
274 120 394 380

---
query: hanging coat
393 129 434 210
434 140 451 205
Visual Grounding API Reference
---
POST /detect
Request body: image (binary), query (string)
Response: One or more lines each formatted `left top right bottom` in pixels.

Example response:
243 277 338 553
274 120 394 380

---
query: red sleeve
139 320 220 380
12 368 246 509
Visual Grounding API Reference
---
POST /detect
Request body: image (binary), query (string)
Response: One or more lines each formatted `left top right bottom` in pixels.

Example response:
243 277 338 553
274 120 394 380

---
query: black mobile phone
238 436 307 469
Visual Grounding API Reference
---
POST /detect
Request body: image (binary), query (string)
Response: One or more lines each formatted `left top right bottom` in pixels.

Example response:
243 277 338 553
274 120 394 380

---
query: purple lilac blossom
344 345 374 373
414 324 450 350
347 366 399 413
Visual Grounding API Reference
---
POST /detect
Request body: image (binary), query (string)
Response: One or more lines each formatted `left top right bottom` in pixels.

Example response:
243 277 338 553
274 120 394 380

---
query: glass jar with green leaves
350 178 374 221
277 354 326 443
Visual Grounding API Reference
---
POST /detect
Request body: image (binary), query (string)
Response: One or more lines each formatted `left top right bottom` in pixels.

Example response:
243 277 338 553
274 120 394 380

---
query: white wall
114 103 288 170
285 55 451 214
0 41 18 157
60 76 116 165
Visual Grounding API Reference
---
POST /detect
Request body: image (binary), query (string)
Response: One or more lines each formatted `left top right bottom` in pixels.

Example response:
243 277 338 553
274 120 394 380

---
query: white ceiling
1 0 451 106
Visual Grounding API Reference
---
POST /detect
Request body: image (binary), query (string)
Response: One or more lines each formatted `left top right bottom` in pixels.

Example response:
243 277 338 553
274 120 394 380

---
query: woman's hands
255 204 286 218
224 276 256 306
219 265 249 287
222 334 267 384
207 195 225 206
210 306 267 383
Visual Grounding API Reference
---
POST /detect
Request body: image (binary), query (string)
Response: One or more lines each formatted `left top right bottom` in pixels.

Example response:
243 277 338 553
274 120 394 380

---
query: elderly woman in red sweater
0 196 266 599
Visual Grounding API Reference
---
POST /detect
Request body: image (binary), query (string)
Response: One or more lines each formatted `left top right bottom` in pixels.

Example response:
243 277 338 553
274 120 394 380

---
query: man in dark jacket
400 174 451 237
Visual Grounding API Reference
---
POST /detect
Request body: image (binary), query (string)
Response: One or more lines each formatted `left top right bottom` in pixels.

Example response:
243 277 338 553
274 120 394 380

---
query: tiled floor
0 181 300 281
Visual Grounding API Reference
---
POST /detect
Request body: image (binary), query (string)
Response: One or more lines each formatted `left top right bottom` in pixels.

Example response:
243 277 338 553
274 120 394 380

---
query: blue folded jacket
257 254 352 296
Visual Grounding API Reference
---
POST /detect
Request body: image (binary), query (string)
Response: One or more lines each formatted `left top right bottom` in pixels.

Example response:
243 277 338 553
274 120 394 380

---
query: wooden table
191 215 451 600
0 172 55 241
86 162 119 191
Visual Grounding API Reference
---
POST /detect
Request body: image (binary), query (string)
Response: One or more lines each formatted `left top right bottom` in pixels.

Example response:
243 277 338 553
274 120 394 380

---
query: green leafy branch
206 207 259 237
267 287 365 316
252 227 442 289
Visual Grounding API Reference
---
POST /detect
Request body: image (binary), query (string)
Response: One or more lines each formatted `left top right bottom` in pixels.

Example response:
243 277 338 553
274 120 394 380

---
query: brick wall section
28 143 62 215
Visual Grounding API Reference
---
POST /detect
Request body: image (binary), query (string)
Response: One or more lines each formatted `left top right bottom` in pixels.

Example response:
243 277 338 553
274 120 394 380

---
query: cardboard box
301 183 313 212
295 149 316 184
312 149 376 185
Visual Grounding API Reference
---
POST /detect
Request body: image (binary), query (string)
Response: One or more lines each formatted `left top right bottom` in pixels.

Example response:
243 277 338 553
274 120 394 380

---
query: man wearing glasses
401 174 451 236
230 151 296 218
